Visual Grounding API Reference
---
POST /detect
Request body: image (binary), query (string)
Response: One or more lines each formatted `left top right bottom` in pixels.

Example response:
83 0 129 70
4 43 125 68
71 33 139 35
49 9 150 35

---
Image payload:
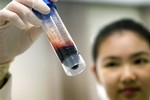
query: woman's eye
104 62 119 68
134 58 149 65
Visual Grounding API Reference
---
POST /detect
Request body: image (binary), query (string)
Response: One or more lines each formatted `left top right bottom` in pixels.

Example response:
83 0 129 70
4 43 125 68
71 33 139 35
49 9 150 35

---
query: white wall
1 1 142 100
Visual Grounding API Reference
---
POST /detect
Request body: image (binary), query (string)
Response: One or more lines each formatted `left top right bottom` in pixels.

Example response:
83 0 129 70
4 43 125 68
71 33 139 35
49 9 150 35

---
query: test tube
32 0 86 76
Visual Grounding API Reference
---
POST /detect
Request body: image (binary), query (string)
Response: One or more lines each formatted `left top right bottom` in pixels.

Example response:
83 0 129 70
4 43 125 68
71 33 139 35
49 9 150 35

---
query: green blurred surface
0 0 11 9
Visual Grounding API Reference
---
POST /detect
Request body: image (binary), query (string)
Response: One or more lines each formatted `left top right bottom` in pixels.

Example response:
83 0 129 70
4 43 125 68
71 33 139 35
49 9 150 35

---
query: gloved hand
0 0 57 85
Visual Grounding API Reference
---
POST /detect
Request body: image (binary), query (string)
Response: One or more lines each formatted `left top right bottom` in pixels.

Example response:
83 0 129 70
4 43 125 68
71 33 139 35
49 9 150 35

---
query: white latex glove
0 0 57 83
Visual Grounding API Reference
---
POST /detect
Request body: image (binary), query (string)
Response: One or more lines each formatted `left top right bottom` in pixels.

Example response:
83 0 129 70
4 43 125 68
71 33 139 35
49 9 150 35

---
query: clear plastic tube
33 1 86 76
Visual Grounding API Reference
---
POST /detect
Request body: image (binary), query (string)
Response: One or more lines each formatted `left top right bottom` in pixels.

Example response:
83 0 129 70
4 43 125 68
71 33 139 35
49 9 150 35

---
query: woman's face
95 30 150 100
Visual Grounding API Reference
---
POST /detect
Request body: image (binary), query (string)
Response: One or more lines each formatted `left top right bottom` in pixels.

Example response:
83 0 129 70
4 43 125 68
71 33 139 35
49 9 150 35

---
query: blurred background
1 0 150 100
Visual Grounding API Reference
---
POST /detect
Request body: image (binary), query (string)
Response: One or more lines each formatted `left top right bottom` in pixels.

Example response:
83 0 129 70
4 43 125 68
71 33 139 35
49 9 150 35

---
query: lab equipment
32 0 86 76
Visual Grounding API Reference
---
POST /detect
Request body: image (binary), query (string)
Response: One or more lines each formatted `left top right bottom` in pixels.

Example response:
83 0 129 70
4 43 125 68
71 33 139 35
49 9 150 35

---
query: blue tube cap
32 0 57 20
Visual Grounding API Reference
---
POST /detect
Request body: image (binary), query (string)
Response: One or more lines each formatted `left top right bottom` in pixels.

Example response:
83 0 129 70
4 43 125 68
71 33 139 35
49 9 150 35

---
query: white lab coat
0 75 11 100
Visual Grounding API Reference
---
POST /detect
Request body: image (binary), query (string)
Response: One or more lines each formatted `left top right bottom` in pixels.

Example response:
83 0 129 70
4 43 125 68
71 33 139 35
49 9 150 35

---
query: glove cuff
0 60 12 68
0 60 12 81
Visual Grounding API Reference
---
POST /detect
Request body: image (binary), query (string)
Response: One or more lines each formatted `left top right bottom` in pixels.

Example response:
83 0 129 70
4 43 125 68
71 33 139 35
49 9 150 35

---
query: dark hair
92 19 150 63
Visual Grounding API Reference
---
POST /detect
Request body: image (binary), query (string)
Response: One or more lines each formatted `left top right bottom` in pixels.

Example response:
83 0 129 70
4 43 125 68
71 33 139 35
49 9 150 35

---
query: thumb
28 26 44 42
16 26 44 56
